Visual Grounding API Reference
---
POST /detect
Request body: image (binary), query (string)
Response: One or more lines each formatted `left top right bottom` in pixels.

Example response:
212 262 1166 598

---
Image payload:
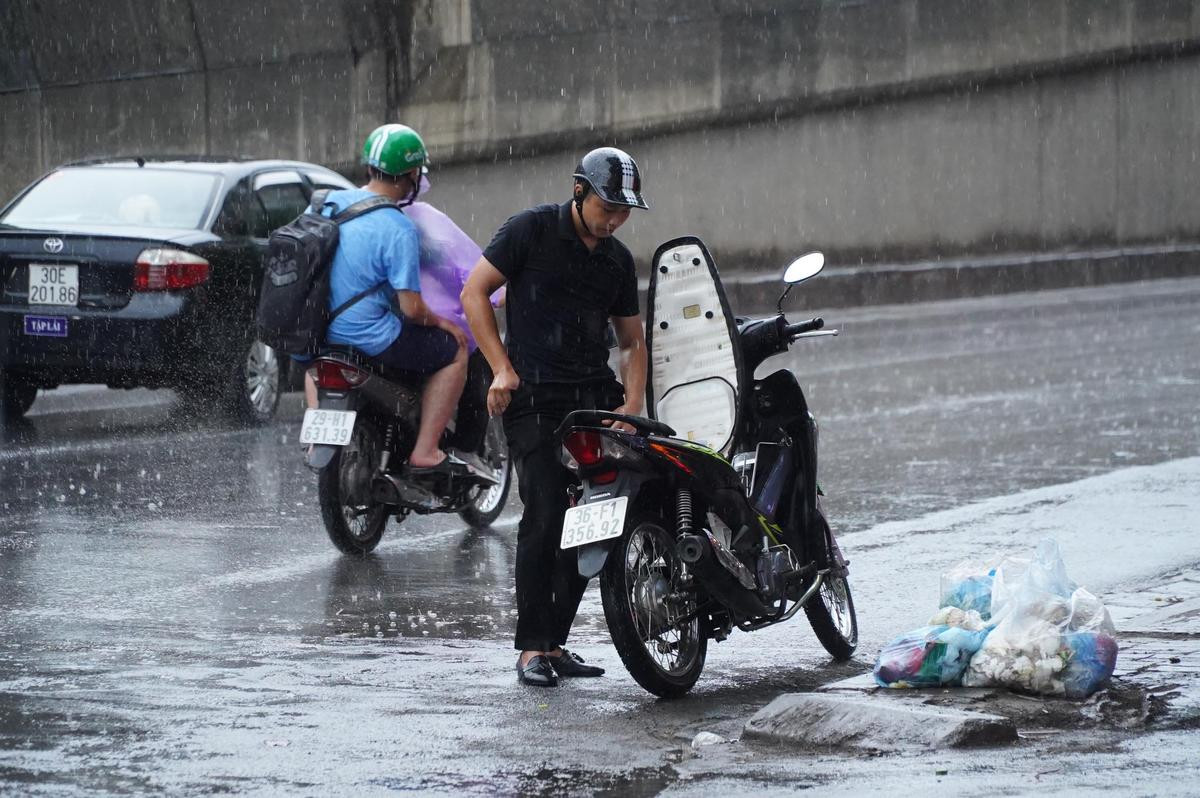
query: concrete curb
744 691 1018 751
708 245 1200 310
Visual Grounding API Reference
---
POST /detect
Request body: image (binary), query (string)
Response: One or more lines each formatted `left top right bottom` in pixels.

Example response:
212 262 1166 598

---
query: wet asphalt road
1 277 1198 795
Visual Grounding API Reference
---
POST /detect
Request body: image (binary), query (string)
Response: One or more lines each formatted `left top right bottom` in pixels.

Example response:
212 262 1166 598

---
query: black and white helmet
573 147 649 210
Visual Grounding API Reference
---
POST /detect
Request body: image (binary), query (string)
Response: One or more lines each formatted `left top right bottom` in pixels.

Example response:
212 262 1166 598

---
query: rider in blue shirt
321 124 468 472
323 187 420 356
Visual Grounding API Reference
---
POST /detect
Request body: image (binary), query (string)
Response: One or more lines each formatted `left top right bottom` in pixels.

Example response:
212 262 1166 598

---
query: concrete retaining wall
2 0 1199 277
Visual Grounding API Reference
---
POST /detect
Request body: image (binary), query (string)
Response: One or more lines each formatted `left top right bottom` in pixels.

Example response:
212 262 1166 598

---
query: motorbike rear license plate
299 409 357 446
560 496 628 549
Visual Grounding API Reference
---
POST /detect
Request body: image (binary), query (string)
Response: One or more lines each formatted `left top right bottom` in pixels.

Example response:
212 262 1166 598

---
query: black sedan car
0 157 354 422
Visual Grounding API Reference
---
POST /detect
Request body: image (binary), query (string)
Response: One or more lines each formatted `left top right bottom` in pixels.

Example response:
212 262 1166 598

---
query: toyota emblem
43 237 65 254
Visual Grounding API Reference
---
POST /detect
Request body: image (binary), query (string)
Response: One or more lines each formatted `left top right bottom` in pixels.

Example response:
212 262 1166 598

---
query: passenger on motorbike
461 147 650 687
316 124 468 473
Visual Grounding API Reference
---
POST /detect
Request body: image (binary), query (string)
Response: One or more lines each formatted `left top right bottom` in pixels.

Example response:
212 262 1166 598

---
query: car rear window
1 167 221 231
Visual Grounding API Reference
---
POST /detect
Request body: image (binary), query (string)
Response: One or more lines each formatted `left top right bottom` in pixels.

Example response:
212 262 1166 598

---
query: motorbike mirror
777 251 825 313
783 251 825 284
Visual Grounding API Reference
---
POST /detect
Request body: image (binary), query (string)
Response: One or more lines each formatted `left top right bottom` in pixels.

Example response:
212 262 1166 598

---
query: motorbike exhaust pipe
676 533 774 618
677 534 707 564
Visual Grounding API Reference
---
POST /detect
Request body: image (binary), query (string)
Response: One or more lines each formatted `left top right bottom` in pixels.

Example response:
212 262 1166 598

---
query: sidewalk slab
744 692 1017 752
714 245 1200 310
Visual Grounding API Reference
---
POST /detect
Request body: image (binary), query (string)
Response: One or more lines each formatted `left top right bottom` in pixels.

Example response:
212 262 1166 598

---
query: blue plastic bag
940 574 995 619
1061 631 1119 698
874 625 990 688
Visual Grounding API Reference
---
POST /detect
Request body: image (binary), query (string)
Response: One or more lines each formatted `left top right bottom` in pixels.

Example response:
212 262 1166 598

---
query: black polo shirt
483 202 639 384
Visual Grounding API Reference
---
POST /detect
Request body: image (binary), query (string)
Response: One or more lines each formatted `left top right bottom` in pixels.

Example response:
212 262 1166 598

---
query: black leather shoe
516 655 558 687
548 649 605 677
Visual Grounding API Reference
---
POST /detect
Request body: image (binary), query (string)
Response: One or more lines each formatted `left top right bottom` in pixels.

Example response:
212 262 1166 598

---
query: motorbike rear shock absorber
378 424 395 473
675 488 694 537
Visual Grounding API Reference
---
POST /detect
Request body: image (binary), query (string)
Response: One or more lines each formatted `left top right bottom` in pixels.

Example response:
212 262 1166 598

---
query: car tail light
133 248 210 291
312 359 369 390
563 430 604 468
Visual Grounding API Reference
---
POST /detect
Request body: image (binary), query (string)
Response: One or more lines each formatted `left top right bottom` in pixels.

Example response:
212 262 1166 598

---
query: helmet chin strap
396 170 419 208
574 184 594 237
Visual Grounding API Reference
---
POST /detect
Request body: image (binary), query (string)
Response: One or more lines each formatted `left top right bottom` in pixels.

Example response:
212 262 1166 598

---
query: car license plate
299 408 357 445
561 496 628 549
28 264 79 306
23 315 69 337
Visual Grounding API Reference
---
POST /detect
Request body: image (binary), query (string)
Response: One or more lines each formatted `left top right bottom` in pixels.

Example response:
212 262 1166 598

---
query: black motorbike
303 349 512 555
555 237 856 697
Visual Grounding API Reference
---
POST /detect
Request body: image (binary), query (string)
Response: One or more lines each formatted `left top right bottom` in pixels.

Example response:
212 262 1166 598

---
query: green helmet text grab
362 124 427 176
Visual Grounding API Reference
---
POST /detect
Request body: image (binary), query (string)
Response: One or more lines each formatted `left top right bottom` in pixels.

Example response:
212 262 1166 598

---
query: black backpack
255 190 397 357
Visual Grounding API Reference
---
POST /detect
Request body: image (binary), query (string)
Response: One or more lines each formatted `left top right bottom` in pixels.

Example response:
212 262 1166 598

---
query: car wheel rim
244 340 279 415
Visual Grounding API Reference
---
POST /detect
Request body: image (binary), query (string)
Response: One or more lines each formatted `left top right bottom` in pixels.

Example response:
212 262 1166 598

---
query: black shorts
374 323 459 375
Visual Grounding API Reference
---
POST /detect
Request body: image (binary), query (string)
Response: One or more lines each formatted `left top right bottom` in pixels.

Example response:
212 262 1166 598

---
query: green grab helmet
362 124 427 176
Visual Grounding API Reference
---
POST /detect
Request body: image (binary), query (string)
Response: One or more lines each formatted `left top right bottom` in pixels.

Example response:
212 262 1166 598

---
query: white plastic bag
939 554 1030 621
962 539 1117 697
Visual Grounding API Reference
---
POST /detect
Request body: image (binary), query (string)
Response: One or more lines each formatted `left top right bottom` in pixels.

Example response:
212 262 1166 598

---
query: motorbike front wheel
458 416 512 528
804 572 858 660
318 421 389 555
600 515 707 698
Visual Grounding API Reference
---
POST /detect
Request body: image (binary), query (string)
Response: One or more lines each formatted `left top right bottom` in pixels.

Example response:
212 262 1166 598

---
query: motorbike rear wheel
804 573 858 660
458 416 512 528
600 514 707 698
319 420 389 555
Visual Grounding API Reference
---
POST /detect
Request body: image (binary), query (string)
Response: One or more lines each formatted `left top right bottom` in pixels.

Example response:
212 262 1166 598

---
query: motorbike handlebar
784 317 824 338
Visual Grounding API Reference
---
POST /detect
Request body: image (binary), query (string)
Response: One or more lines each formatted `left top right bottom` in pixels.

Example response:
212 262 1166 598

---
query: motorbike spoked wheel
600 515 707 698
458 416 512 528
318 421 389 555
803 572 858 660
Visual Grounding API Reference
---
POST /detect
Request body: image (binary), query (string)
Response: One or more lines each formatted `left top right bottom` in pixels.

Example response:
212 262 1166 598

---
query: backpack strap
329 280 390 323
309 189 332 213
332 195 397 223
324 194 402 321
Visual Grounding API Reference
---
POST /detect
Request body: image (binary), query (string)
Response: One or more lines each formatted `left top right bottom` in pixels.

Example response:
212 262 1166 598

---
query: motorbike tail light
133 248 210 291
562 430 604 468
312 359 369 390
590 469 618 485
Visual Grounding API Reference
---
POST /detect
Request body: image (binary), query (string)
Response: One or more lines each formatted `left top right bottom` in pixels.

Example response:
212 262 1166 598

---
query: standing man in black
461 147 650 687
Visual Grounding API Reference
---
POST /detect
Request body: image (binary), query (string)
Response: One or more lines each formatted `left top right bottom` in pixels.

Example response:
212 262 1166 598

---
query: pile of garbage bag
874 539 1118 698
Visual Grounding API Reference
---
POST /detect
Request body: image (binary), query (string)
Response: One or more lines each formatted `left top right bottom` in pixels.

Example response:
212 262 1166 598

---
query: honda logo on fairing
43 237 64 254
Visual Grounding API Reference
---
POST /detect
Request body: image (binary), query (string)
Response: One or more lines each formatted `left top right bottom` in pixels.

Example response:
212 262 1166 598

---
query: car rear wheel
177 339 281 426
224 339 280 425
1 375 37 420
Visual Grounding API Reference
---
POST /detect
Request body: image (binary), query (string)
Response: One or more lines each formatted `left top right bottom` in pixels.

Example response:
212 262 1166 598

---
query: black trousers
504 379 625 652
